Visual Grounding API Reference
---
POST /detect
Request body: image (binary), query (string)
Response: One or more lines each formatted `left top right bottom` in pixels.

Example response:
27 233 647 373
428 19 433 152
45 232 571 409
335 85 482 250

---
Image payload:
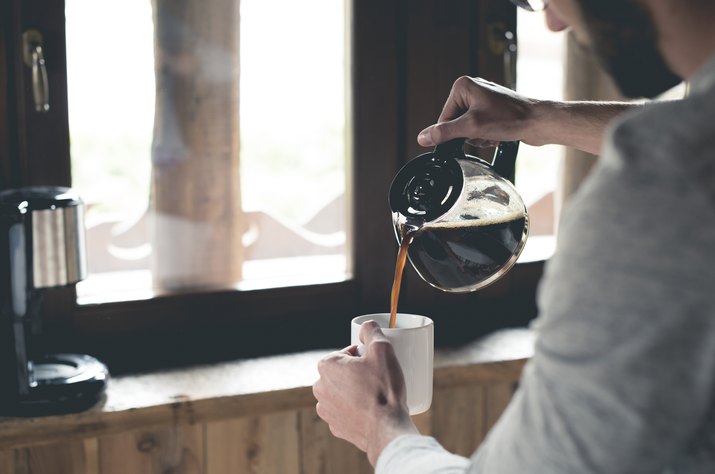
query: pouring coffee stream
389 233 413 329
388 138 529 327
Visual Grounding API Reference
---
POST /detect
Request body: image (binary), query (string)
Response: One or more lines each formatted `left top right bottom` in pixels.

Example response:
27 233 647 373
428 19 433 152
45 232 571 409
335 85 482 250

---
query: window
65 0 351 303
2 0 540 371
514 9 565 237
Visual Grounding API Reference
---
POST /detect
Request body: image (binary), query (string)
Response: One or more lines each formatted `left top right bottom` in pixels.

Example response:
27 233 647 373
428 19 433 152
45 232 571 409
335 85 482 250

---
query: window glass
514 10 565 235
65 0 351 302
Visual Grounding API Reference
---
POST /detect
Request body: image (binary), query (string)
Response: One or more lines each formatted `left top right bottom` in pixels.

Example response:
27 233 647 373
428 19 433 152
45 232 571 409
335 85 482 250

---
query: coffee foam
421 178 526 229
423 209 526 230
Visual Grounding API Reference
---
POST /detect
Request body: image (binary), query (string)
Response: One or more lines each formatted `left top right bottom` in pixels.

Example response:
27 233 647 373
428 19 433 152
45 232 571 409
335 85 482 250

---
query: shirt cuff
376 434 471 474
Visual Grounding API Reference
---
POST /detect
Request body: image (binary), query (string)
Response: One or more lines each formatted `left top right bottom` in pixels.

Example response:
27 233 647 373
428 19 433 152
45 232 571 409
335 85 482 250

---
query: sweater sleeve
376 435 471 474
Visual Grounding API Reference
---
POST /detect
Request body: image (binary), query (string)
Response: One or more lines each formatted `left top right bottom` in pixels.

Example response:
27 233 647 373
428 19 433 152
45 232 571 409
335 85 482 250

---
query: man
313 0 715 472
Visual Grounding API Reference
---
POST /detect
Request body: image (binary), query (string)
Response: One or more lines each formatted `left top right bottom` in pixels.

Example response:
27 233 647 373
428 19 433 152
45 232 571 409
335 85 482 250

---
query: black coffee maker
0 186 108 416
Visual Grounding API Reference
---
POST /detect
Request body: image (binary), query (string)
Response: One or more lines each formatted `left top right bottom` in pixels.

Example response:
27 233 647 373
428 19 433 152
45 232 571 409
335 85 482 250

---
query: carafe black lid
389 146 464 223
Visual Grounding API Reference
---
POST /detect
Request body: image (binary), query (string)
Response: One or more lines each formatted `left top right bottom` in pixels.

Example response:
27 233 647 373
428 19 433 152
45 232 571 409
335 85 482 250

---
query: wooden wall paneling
206 412 300 474
0 449 15 474
98 424 203 474
15 440 88 474
83 439 99 474
10 449 24 474
483 382 515 437
430 385 485 457
297 407 372 474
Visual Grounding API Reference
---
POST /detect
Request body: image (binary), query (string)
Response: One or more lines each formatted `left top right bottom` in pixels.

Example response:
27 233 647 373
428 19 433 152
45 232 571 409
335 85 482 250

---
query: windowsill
0 327 534 450
77 254 350 305
76 234 557 306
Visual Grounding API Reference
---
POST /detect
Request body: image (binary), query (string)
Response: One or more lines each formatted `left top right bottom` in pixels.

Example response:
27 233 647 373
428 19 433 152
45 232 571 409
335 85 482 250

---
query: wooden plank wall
0 382 515 474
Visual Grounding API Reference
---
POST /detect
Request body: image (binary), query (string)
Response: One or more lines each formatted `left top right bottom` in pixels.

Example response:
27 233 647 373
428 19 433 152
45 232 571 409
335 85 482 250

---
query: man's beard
576 0 682 98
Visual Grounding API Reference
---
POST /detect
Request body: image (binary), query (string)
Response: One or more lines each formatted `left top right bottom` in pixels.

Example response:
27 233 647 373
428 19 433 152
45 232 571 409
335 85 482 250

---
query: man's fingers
359 320 400 362
313 379 323 399
359 320 388 346
341 344 360 356
417 77 476 147
466 137 499 148
438 76 475 123
418 114 475 147
417 126 437 146
317 351 345 376
315 401 329 421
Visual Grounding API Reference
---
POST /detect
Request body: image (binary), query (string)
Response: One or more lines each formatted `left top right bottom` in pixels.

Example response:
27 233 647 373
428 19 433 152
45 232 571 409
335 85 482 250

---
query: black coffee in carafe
407 214 527 292
389 138 528 296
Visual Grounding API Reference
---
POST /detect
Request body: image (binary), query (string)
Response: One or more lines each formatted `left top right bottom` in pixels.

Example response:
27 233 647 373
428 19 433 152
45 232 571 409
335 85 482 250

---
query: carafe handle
434 138 467 160
491 141 520 183
434 138 520 184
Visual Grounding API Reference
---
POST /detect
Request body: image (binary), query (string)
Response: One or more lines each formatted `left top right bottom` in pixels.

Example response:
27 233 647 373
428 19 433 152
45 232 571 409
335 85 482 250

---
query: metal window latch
22 29 50 113
487 22 518 90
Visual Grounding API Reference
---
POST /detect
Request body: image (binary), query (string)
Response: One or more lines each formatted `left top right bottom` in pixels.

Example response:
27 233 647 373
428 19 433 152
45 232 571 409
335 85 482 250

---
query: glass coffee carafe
389 138 529 292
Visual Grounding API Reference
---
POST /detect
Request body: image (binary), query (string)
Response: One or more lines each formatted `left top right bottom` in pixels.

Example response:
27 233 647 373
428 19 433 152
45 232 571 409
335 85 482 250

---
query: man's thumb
417 118 466 147
359 320 388 346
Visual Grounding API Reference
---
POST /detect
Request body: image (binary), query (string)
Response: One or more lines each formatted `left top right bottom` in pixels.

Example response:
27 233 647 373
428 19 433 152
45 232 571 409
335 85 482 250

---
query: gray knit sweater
376 54 715 474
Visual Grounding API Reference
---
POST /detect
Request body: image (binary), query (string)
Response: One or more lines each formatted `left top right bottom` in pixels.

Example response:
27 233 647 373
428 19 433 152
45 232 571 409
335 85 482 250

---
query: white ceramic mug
351 313 434 415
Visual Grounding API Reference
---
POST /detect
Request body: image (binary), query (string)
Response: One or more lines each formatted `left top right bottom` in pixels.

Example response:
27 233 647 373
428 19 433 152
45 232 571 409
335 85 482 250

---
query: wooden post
150 0 244 290
557 36 624 226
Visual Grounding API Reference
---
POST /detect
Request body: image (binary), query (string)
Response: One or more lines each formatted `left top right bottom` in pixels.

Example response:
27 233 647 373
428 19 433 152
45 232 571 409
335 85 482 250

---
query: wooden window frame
1 0 540 374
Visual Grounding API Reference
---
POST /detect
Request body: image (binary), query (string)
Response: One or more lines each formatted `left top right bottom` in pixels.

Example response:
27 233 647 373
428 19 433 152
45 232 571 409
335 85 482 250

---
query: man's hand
417 75 631 155
313 321 419 466
417 76 540 148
